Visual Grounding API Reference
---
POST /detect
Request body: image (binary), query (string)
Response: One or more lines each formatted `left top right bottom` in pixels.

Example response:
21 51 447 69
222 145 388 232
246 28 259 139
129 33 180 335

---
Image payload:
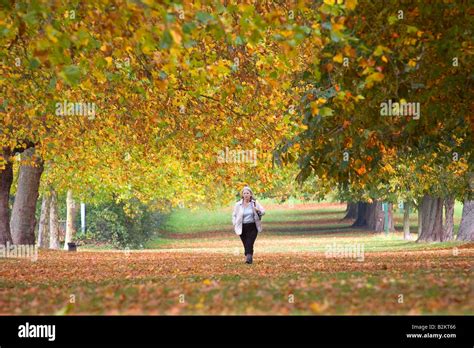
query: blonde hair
241 186 254 200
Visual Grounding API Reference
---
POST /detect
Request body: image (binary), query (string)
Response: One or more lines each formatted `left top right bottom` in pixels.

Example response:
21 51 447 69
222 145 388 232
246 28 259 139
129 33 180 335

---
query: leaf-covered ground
1 203 472 315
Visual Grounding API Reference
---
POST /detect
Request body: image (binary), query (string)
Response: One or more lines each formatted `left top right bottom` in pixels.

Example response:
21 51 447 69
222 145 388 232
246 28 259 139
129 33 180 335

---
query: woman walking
232 186 265 264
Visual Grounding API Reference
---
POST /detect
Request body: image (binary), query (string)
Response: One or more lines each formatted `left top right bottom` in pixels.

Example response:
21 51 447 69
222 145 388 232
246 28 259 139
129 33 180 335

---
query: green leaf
159 30 172 49
373 45 384 56
196 12 214 24
330 30 342 43
59 65 81 86
235 36 244 45
388 15 398 25
183 39 197 48
406 25 418 34
183 22 196 34
29 58 40 69
366 72 384 83
314 67 321 82
319 107 334 117
249 30 262 44
47 76 57 91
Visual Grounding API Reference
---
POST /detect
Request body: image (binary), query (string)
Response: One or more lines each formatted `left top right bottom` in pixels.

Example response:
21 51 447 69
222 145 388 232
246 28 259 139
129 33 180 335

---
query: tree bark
366 201 384 232
352 202 369 227
352 201 394 232
403 201 411 240
343 202 358 219
457 200 474 241
10 147 44 245
386 203 395 232
443 196 455 241
417 202 422 236
37 194 50 248
417 195 445 242
0 148 13 245
49 190 60 249
64 190 77 249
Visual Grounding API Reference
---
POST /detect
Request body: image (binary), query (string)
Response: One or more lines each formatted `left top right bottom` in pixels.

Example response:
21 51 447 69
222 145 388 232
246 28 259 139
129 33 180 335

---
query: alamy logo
217 147 257 166
0 242 38 261
325 241 365 262
380 100 420 120
18 322 56 341
56 100 96 120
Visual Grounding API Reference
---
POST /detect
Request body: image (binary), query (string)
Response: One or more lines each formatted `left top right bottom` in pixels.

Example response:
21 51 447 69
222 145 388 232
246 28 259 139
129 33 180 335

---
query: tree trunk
443 196 455 241
49 190 60 249
343 202 358 219
37 194 50 248
0 148 13 246
352 201 393 232
403 201 411 240
417 203 422 236
417 195 444 242
64 190 77 249
352 202 369 227
10 147 44 245
366 201 384 232
457 200 474 241
386 203 395 232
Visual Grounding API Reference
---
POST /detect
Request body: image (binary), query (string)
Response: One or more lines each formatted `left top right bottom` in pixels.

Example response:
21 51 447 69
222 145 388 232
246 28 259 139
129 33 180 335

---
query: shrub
76 199 163 249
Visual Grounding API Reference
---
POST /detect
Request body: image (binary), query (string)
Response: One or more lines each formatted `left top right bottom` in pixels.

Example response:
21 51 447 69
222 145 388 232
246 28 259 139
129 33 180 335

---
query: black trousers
240 222 258 255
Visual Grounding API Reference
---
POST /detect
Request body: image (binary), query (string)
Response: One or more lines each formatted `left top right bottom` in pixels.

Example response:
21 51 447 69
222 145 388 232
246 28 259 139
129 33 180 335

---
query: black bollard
67 242 77 252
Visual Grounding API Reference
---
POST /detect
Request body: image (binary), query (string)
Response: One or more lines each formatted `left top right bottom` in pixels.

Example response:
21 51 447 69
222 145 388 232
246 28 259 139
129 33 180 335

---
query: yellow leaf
310 102 319 116
381 55 388 63
333 53 343 63
367 72 384 82
93 70 107 84
45 25 58 43
170 29 182 45
345 0 358 10
374 45 384 56
382 163 395 174
332 23 344 32
310 302 323 313
105 57 113 68
309 301 329 313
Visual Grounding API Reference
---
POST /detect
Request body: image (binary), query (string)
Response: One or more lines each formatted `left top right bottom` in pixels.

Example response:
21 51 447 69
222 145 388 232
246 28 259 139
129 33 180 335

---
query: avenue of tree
0 0 472 247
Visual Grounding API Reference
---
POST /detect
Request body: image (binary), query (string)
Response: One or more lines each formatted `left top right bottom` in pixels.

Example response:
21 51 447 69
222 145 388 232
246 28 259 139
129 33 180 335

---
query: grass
156 200 464 234
157 201 344 234
146 201 466 253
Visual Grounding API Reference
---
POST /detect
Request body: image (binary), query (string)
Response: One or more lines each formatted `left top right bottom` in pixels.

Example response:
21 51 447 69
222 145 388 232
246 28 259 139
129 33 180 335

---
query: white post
81 203 86 233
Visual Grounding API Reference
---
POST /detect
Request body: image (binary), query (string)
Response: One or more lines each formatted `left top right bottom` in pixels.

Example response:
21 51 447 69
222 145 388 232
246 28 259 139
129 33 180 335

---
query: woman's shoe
245 254 253 264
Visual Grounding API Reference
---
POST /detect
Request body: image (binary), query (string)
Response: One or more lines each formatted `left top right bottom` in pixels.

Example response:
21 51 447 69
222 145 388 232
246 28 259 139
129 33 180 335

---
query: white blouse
242 204 255 223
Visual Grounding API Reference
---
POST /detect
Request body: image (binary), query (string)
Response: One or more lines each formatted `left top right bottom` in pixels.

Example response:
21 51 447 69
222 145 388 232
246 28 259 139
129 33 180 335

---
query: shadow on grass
267 223 352 232
267 209 345 217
